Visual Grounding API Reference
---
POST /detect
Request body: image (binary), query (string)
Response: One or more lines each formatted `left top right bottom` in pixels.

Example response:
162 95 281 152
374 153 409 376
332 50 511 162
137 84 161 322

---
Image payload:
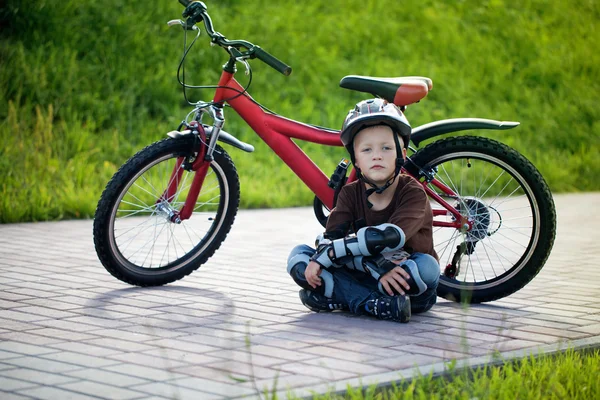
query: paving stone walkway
1 193 599 399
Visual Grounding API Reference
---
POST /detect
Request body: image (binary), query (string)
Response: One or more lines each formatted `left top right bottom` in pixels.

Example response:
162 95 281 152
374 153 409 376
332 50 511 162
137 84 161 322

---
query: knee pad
287 252 334 298
377 259 427 297
287 244 314 264
409 253 440 288
400 260 427 296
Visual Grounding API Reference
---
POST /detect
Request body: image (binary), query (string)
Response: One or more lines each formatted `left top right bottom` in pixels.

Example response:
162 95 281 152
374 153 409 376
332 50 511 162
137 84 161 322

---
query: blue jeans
287 245 440 315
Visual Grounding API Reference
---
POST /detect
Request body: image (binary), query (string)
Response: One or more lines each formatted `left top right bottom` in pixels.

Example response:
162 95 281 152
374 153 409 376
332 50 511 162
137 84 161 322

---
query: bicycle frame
170 68 466 230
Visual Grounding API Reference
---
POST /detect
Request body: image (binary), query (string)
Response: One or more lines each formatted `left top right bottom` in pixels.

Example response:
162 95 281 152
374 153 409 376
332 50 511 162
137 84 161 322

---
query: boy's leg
287 244 345 311
287 244 335 297
329 268 411 323
287 245 410 321
406 253 440 313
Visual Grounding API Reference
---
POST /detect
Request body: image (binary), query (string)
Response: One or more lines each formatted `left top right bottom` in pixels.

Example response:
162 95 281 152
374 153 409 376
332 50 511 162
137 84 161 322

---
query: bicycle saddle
340 75 433 107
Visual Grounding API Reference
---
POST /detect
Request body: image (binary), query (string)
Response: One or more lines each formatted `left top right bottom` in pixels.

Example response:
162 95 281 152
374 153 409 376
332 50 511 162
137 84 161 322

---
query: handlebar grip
254 47 292 76
179 0 193 6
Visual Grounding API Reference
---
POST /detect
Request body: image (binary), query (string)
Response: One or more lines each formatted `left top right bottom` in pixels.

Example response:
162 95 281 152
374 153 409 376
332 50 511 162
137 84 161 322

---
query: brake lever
167 19 183 26
240 59 251 76
167 19 199 32
228 47 251 75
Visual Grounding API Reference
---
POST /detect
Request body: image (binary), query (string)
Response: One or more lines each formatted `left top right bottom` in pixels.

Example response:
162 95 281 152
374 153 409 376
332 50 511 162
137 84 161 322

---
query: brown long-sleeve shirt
326 175 438 260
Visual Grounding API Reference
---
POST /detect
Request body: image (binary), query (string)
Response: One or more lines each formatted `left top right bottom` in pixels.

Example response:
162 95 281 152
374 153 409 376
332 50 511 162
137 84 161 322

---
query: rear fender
410 118 519 147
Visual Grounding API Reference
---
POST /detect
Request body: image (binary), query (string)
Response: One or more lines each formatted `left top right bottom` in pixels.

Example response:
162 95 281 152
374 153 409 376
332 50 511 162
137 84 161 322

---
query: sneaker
365 295 411 323
299 289 347 313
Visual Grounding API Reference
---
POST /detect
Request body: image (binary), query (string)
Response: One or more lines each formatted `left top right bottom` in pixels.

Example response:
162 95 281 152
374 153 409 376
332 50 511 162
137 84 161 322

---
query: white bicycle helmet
340 98 412 207
341 98 411 157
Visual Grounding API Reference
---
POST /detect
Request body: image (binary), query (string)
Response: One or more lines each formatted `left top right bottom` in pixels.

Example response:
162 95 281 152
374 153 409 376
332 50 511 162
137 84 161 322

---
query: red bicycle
93 0 556 303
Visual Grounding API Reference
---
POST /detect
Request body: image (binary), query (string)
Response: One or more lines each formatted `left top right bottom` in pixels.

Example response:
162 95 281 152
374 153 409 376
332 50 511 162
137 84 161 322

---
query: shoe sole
298 290 328 313
400 296 411 323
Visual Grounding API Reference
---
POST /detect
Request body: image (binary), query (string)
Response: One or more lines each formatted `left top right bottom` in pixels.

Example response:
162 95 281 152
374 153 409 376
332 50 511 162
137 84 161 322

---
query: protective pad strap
310 245 334 268
356 223 406 256
320 269 334 298
314 233 331 249
332 239 347 259
345 255 367 273
329 237 361 259
362 254 396 281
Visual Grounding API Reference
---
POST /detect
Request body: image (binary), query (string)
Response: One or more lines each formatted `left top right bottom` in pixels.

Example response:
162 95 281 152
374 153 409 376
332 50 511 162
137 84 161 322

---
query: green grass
1 0 599 222
288 348 600 400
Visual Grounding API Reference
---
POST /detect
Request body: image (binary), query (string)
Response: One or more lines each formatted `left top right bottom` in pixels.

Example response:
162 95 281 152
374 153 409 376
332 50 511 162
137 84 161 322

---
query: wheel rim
427 151 541 290
107 153 229 273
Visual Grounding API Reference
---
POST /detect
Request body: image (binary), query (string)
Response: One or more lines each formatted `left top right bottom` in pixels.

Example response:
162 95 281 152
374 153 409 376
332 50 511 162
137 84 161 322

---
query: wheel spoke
172 169 193 204
487 178 521 209
439 162 470 214
182 221 201 247
140 174 162 198
122 191 152 211
141 216 161 268
127 218 169 263
500 225 533 238
485 236 510 272
488 193 528 210
114 212 159 241
478 238 498 278
119 199 152 210
437 229 459 265
116 207 156 218
478 169 506 200
475 159 493 199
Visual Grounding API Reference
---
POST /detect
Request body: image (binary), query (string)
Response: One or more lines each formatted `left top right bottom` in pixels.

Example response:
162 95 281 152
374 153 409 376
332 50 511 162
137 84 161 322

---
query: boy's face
353 125 406 186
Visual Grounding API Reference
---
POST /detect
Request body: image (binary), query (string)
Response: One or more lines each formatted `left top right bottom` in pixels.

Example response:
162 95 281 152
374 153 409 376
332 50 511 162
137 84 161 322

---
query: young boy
287 98 440 323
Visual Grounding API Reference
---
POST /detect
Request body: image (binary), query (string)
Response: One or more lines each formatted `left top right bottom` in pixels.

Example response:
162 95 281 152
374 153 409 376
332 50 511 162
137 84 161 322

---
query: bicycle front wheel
408 136 556 303
93 136 240 286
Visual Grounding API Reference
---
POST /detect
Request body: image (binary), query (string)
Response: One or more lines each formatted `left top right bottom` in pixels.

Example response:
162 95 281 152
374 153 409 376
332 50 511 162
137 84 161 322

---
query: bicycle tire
408 136 556 303
313 196 329 228
93 136 240 286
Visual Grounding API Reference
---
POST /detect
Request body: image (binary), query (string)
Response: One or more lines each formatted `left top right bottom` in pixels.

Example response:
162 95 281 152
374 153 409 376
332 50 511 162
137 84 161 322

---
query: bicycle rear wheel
408 136 556 303
93 136 240 286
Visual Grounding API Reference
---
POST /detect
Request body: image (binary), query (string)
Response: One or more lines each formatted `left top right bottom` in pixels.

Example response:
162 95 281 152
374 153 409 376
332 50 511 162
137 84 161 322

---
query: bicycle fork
158 104 225 223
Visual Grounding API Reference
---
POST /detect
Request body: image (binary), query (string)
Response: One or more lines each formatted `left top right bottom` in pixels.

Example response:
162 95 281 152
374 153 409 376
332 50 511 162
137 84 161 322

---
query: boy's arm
311 223 405 268
388 181 429 241
310 223 414 294
324 187 354 236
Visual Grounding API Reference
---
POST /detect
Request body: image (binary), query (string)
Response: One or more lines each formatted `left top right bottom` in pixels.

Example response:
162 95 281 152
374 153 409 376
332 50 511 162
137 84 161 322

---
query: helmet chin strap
358 134 405 209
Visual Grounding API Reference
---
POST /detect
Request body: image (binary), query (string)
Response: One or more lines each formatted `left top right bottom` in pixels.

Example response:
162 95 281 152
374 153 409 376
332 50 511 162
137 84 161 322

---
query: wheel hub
156 200 181 224
456 197 491 241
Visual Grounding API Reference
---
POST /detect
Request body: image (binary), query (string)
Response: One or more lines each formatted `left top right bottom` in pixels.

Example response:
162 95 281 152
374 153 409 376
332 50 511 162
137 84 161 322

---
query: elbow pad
310 223 405 267
356 223 405 256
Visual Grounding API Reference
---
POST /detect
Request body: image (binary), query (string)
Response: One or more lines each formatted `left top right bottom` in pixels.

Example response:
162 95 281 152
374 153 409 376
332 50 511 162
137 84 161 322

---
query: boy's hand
380 266 411 296
305 261 323 289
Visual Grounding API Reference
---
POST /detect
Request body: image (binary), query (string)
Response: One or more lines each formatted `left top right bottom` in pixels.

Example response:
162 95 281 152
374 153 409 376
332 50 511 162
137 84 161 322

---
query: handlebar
253 47 293 76
177 0 292 76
